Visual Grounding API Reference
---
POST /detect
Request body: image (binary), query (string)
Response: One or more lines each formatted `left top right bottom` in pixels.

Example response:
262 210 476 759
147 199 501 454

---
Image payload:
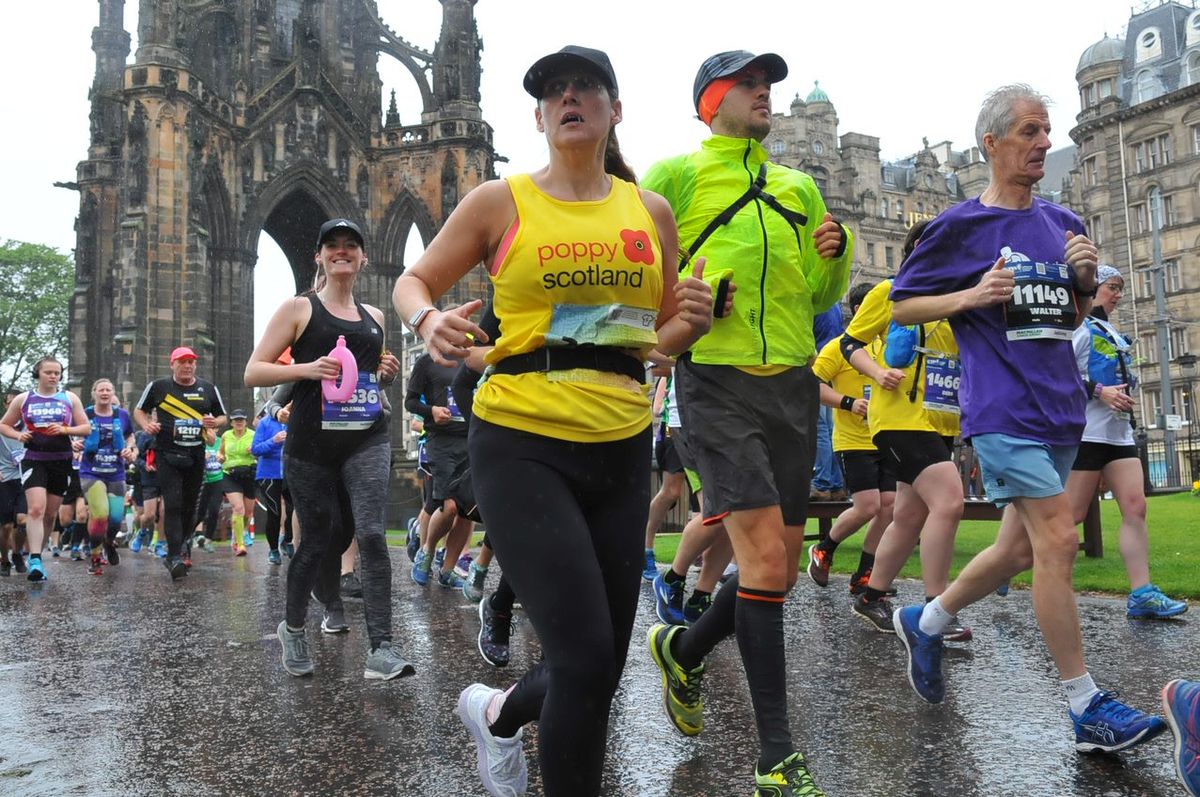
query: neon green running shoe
647 623 705 736
754 752 826 796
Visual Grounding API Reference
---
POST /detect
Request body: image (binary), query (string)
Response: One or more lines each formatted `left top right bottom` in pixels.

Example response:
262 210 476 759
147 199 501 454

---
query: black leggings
256 479 284 551
470 419 649 797
284 440 389 646
156 454 204 558
194 481 223 538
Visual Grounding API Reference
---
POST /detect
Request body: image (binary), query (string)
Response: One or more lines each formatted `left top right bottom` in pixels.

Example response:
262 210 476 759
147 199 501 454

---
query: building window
1171 327 1188 360
1142 331 1159 364
880 198 888 218
1082 83 1096 108
1088 214 1105 246
1187 51 1200 86
1146 387 1161 422
1099 78 1114 99
867 242 876 265
895 201 904 221
1132 133 1172 173
1083 156 1098 186
1150 192 1177 227
1191 124 1200 155
1135 69 1158 103
770 140 785 156
1139 260 1182 296
885 246 895 270
883 168 895 186
1137 28 1162 63
1131 202 1148 234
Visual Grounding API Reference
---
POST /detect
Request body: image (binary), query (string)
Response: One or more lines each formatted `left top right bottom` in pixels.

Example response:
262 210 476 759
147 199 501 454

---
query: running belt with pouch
677 162 809 271
492 346 645 384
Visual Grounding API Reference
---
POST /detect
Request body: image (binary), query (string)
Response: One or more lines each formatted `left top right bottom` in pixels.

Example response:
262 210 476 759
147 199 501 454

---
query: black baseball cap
316 218 364 249
693 50 788 112
523 45 617 99
230 408 248 420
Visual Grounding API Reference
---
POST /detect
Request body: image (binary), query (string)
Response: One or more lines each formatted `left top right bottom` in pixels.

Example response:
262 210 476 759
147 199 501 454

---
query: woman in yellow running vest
393 46 714 797
217 410 257 556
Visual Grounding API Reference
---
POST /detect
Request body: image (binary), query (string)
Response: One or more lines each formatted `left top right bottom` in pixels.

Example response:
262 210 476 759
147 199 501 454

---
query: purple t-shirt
890 197 1087 446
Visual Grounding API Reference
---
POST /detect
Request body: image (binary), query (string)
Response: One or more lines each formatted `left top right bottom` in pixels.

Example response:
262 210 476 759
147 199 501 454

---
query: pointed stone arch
377 191 437 275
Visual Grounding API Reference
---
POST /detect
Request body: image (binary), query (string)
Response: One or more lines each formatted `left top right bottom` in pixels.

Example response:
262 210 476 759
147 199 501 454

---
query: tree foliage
0 239 74 395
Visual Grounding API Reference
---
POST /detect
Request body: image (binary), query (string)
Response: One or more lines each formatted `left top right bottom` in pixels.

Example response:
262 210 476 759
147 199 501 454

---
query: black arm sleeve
839 333 868 363
404 356 435 421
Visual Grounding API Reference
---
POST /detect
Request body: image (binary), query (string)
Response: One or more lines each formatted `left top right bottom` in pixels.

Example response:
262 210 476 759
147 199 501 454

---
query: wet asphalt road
0 544 1193 797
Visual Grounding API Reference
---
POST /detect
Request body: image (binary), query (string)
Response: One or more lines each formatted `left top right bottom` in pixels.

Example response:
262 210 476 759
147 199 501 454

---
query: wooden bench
806 496 1105 558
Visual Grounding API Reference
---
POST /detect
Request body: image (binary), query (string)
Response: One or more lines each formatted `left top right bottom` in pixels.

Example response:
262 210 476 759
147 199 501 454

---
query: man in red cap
643 50 852 797
134 345 227 579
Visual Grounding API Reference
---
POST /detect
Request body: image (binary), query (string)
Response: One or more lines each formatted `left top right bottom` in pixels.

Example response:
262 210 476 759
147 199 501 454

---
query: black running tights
470 419 649 797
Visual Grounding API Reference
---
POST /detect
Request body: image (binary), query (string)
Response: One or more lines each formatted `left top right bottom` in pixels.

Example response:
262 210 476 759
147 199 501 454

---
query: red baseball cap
170 346 198 363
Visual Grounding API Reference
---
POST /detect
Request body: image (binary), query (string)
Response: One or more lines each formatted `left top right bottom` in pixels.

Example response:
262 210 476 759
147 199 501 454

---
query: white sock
1063 673 1100 716
919 597 953 636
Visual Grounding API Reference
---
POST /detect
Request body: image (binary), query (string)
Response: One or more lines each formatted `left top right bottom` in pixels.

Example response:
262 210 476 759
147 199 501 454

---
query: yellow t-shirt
473 174 664 443
843 280 960 439
812 336 882 452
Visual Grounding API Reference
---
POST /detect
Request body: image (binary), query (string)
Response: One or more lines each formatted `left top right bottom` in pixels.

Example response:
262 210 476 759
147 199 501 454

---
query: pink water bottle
322 335 358 402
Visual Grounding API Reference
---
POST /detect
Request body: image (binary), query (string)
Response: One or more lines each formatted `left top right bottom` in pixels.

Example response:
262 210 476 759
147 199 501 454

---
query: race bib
204 451 223 477
91 449 122 476
924 356 961 415
546 303 659 349
445 391 466 423
173 418 203 446
1004 262 1076 341
321 371 382 430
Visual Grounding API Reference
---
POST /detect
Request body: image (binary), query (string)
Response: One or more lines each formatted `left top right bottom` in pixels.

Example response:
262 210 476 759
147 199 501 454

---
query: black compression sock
672 574 737 670
863 586 889 602
857 551 876 574
664 567 686 585
735 585 793 771
686 589 711 605
817 536 840 554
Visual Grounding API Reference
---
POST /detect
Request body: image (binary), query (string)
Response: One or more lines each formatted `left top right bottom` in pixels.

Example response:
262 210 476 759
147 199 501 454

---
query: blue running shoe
1127 584 1188 619
282 542 295 558
267 549 282 566
411 549 431 587
684 593 712 624
996 579 1011 597
70 545 83 561
405 529 420 563
154 540 168 558
653 571 687 626
243 530 254 547
642 549 658 582
1072 690 1167 753
51 546 61 558
894 605 944 704
26 557 47 582
130 533 143 553
434 547 447 571
437 569 465 589
1162 679 1200 796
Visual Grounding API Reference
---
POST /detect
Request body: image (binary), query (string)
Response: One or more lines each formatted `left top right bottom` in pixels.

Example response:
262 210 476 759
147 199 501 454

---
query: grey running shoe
340 571 363 598
851 594 896 634
478 597 513 668
363 641 416 681
277 620 314 677
321 606 350 634
463 562 488 603
457 683 528 797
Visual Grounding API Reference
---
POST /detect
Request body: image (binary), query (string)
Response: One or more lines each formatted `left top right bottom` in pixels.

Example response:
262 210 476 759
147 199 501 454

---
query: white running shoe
456 683 528 796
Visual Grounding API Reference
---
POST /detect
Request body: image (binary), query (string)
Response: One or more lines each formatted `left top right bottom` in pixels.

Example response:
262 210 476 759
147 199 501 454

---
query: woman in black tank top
245 218 414 682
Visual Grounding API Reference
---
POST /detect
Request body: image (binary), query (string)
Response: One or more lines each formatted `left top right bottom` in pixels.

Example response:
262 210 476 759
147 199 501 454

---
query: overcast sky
0 0 1145 341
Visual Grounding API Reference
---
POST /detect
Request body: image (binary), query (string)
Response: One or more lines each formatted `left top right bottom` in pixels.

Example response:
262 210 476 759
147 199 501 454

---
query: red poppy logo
620 229 655 266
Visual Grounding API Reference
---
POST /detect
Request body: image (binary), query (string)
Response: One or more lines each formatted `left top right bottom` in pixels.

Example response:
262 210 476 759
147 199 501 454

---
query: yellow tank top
843 280 961 439
473 173 663 442
221 429 256 471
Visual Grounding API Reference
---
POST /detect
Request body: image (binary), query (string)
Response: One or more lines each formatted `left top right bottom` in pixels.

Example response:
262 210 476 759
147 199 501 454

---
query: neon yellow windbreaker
643 135 853 367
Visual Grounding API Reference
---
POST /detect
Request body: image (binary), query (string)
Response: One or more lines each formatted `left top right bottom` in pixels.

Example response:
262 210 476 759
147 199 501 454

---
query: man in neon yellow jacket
644 50 852 797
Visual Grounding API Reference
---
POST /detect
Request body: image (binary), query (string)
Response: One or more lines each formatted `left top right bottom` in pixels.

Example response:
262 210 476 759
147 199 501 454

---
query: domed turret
806 80 830 104
1077 34 1124 77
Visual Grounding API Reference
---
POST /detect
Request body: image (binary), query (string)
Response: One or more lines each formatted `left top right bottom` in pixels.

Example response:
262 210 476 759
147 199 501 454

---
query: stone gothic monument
73 0 495 407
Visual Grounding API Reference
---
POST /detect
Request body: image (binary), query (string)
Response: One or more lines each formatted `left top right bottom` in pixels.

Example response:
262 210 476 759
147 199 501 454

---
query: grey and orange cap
316 218 364 249
523 45 617 99
692 50 788 112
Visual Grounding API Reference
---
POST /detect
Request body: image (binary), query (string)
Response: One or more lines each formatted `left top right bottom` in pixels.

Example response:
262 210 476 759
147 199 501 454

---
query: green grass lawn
388 492 1200 598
